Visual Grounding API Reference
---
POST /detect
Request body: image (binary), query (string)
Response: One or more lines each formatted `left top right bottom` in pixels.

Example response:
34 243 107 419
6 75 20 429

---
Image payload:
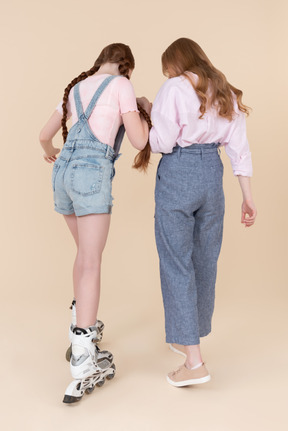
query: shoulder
157 76 184 93
154 77 181 104
154 76 196 110
156 75 197 99
113 76 135 91
230 92 246 122
83 74 134 92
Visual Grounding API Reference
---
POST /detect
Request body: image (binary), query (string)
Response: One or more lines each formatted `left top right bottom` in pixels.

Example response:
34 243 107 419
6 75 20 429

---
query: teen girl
39 43 151 403
149 38 257 386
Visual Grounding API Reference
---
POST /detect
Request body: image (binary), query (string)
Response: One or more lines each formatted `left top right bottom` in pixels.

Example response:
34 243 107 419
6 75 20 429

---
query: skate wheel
65 344 72 362
85 386 95 394
106 364 116 380
106 372 115 381
95 333 103 342
96 379 105 387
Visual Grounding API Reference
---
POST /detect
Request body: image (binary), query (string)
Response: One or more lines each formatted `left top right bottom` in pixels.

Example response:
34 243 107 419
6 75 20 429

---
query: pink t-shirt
56 74 139 147
149 73 252 176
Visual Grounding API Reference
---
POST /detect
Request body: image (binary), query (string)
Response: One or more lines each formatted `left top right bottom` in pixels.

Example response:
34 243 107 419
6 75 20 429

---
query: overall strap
113 125 125 157
73 83 84 119
85 75 118 119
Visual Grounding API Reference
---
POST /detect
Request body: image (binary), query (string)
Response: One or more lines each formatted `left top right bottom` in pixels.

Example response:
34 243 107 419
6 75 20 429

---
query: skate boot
65 299 105 361
63 326 116 404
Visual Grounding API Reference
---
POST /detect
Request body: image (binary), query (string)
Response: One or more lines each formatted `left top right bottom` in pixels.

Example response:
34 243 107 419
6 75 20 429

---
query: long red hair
161 38 250 120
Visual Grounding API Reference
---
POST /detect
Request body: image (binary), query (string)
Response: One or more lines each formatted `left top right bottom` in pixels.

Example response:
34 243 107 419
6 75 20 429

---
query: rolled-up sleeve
224 111 253 177
149 81 181 153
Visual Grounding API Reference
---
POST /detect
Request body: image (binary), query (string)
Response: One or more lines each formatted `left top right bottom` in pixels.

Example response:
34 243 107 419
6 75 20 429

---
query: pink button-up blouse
149 73 252 176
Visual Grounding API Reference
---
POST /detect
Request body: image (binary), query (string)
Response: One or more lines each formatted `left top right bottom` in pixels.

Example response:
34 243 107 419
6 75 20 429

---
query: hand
43 146 60 163
137 97 152 116
241 200 257 227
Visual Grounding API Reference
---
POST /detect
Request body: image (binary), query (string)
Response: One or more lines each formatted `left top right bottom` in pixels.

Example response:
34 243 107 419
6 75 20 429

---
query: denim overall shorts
52 75 125 216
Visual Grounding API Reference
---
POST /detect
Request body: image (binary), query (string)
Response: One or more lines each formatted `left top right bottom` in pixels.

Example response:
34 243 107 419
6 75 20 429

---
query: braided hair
132 104 152 172
61 43 135 142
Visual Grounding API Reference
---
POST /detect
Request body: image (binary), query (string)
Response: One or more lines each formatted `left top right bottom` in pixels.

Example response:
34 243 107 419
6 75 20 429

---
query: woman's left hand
43 146 60 163
43 154 58 163
241 200 257 227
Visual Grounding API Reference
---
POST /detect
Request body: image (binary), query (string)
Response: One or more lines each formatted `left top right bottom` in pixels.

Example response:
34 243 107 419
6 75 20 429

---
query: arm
117 78 150 150
149 81 181 154
224 109 252 177
39 111 62 163
225 108 256 226
122 111 149 150
149 112 180 153
237 176 257 227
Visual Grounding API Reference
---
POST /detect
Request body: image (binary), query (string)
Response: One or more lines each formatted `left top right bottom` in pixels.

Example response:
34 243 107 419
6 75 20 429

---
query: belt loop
200 147 203 160
177 146 182 159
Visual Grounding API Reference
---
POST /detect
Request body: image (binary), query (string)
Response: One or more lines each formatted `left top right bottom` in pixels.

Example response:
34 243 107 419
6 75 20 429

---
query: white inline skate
63 326 116 404
65 299 105 361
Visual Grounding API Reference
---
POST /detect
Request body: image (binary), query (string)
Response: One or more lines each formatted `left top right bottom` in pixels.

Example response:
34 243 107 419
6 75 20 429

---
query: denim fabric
52 142 116 216
52 75 122 216
155 144 225 345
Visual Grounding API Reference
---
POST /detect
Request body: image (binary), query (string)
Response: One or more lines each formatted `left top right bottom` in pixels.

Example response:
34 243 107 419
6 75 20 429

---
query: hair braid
61 65 98 142
118 60 131 79
132 104 152 172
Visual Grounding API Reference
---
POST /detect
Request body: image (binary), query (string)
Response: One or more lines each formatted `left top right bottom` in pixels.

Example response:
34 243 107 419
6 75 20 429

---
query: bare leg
73 214 111 328
64 214 79 247
63 214 79 303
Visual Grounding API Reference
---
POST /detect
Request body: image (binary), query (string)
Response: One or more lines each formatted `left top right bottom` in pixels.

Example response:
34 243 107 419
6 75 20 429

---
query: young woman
39 43 150 403
149 38 257 387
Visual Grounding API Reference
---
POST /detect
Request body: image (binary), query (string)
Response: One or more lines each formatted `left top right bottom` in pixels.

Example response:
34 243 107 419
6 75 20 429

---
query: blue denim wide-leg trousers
155 144 225 345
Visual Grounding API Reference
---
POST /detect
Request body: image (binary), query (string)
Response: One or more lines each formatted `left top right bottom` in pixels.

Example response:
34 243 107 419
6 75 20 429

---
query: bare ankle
184 345 203 369
185 360 203 370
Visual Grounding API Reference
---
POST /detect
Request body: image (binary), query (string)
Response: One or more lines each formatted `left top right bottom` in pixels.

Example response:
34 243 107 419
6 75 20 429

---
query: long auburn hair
162 38 250 120
61 43 135 142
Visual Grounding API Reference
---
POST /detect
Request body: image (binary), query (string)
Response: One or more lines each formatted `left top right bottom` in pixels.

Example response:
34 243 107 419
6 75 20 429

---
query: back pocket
71 163 103 196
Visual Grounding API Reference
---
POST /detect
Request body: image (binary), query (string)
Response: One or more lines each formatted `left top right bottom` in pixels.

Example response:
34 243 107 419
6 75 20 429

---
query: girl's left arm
39 111 62 163
225 110 256 227
237 175 257 227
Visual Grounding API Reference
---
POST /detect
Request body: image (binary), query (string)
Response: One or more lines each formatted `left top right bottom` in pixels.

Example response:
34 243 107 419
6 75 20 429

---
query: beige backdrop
1 0 287 430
